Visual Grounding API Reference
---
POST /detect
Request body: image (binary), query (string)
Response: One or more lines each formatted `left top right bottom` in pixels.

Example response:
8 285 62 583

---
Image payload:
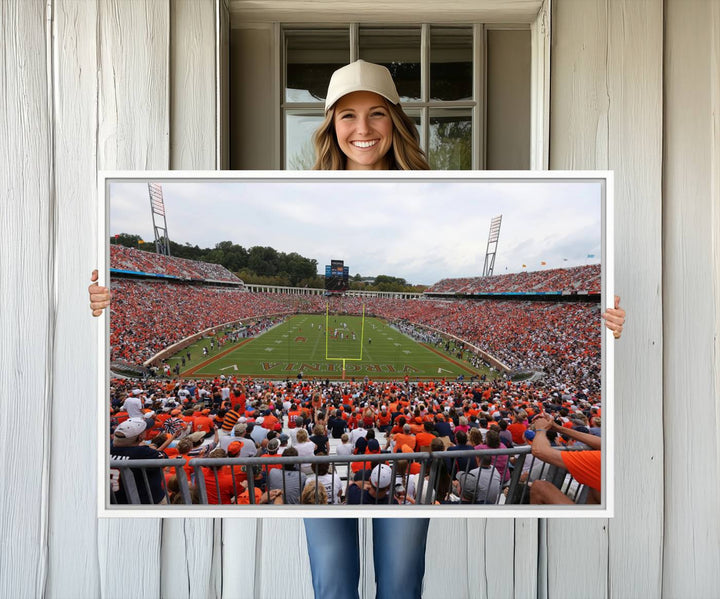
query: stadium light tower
482 215 502 277
148 183 171 256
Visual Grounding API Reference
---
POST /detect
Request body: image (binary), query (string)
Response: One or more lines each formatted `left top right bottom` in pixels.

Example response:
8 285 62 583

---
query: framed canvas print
97 171 614 518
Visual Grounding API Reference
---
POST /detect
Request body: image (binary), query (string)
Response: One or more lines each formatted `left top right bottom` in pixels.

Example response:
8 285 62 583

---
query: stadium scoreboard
325 259 349 293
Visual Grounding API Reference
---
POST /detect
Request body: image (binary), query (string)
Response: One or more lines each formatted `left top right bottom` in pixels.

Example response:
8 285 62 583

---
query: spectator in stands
110 418 166 504
434 414 455 444
392 423 416 453
445 430 474 476
476 429 512 483
122 389 144 418
529 414 602 504
508 410 529 446
202 448 240 505
327 410 348 439
302 481 329 505
304 454 344 505
348 421 368 448
498 419 513 448
250 420 269 446
336 433 353 456
294 428 317 475
454 455 502 504
309 424 329 455
346 464 397 505
267 447 306 504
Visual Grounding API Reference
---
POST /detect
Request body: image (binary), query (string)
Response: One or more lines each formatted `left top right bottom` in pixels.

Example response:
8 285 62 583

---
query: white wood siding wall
1 1 718 598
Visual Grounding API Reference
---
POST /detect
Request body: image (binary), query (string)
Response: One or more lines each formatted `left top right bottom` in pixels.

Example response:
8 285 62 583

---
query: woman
293 427 317 475
89 59 627 599
302 60 433 599
309 423 329 455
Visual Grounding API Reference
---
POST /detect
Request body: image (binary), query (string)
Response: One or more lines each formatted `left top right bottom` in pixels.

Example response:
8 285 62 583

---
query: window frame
225 1 551 171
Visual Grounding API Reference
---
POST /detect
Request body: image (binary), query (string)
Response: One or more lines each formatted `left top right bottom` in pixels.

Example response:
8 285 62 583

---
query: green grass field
174 314 490 380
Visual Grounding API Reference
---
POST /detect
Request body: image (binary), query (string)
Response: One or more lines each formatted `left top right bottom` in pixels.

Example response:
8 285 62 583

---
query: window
228 22 533 170
282 24 528 171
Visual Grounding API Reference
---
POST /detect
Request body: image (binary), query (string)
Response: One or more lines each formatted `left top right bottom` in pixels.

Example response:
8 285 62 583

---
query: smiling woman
311 60 430 171
333 91 394 170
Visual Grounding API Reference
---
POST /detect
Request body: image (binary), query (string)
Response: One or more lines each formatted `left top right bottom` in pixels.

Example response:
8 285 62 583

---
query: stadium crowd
111 245 242 283
110 279 601 396
425 264 601 295
109 375 602 506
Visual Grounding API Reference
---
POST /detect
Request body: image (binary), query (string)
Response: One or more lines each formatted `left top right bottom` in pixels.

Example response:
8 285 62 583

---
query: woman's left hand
601 295 626 339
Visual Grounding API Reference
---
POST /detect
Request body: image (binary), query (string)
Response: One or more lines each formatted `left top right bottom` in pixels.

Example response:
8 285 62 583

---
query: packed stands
109 251 602 394
425 264 600 295
111 245 242 283
109 375 602 506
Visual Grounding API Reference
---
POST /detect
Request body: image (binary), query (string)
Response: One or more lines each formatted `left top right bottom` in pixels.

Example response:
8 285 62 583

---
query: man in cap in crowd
110 417 166 504
186 424 219 458
346 464 398 505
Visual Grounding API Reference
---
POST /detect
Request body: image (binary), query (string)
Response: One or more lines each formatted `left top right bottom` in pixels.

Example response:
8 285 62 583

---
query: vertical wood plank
48 1 102 597
465 519 518 599
162 2 220 598
548 2 609 597
97 0 169 171
96 1 169 596
170 0 216 170
551 0 665 597
0 1 52 598
424 519 471 599
256 519 314 598
220 520 257 599
605 1 664 598
512 519 539 599
550 0 609 170
663 2 720 596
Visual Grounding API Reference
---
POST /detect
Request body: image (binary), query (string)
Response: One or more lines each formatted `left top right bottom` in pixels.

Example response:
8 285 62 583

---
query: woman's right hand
89 269 111 316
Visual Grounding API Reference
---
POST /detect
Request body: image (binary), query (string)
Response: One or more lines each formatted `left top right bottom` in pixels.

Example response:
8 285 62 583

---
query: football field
180 314 489 380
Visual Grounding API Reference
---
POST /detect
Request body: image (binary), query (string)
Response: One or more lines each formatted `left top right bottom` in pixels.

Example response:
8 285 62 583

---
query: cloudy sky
109 177 604 286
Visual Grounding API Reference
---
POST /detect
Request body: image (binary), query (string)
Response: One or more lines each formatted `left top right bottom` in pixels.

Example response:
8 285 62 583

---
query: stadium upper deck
111 245 242 284
425 264 600 295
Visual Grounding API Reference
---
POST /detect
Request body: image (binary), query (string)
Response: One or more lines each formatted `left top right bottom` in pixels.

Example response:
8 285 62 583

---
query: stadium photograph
104 173 611 514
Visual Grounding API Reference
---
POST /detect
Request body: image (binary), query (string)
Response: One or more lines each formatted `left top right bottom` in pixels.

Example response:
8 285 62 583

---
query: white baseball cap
370 464 393 489
324 60 400 112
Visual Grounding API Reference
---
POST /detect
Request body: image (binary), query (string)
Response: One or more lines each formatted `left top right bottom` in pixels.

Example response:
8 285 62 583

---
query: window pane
286 30 349 103
359 28 421 102
402 110 423 148
285 112 324 169
486 30 530 169
430 27 473 101
429 109 472 170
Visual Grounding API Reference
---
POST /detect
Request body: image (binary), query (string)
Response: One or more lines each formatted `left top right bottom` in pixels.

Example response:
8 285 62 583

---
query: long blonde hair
312 100 430 171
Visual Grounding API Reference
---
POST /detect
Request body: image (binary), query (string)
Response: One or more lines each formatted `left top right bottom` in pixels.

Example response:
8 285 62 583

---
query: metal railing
109 446 593 506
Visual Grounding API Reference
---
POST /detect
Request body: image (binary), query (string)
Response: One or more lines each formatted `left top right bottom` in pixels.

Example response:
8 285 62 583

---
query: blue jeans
303 518 430 599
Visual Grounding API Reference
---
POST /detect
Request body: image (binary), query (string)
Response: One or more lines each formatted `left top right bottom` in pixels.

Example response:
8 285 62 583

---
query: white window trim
530 0 551 169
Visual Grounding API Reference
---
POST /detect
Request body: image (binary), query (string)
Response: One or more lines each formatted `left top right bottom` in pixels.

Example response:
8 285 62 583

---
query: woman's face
333 90 394 170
